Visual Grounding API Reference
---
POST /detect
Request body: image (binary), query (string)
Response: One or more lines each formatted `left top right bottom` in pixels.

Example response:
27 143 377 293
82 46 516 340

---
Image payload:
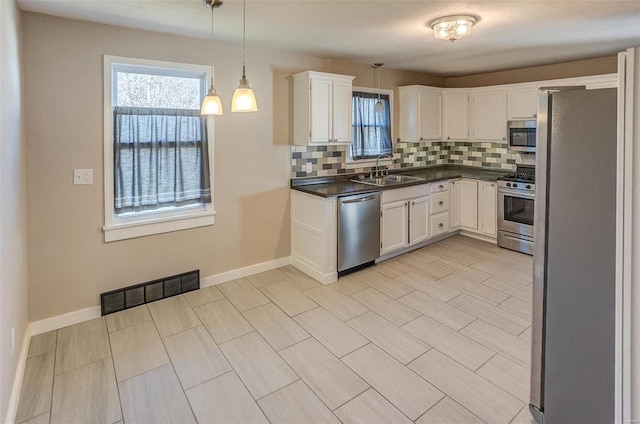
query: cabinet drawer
430 181 450 193
430 212 450 237
382 184 429 204
430 191 450 214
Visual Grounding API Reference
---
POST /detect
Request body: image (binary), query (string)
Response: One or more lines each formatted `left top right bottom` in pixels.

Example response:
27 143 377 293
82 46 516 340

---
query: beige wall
22 13 439 322
0 0 28 420
446 56 617 87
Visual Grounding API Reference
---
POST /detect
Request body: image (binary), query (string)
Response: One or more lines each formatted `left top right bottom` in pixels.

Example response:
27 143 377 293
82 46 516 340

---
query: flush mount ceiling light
201 0 224 115
429 15 479 43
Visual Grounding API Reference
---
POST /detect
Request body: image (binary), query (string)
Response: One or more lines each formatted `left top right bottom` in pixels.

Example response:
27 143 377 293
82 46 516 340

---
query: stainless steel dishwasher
338 192 380 275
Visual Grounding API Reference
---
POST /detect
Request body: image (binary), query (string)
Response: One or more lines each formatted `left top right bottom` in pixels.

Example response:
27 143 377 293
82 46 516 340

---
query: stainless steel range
497 165 535 255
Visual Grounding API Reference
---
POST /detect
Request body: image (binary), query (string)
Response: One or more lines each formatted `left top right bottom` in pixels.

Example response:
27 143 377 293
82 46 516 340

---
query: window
103 56 215 242
348 87 393 165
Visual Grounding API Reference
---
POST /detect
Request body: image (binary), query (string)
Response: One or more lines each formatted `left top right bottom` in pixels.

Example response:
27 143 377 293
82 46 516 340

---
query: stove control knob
526 184 532 189
513 183 518 188
506 183 511 187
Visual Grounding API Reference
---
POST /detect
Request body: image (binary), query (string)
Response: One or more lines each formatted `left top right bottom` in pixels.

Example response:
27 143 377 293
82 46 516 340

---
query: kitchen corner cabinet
479 181 497 237
470 89 507 141
399 86 443 142
381 185 430 255
508 86 538 120
442 90 469 141
292 71 355 146
291 190 338 284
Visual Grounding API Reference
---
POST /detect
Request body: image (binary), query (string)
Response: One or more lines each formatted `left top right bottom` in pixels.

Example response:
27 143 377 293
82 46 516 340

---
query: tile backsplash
291 140 520 178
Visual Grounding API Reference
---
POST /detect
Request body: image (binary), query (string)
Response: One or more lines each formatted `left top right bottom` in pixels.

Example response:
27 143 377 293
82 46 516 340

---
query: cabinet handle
447 136 451 140
439 184 444 189
491 183 495 187
438 223 444 228
534 113 537 118
502 137 506 141
438 201 444 206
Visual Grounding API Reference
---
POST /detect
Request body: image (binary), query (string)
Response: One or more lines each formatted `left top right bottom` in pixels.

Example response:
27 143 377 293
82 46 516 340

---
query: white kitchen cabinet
430 212 450 237
470 89 508 141
399 86 443 142
292 71 355 145
480 181 498 237
460 179 479 231
381 200 410 255
508 86 538 120
381 185 430 255
450 179 461 229
409 196 430 245
291 190 338 283
443 90 469 140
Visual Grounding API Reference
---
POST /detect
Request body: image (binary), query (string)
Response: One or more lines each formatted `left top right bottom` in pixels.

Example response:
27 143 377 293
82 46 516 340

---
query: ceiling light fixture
231 0 258 112
429 15 478 43
201 0 224 115
372 63 385 113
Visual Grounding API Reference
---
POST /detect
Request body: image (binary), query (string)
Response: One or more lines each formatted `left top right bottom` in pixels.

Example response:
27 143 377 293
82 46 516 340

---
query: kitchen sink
352 174 425 187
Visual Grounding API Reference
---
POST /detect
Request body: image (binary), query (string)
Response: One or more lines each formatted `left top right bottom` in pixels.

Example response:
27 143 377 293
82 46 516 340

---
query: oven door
498 189 535 237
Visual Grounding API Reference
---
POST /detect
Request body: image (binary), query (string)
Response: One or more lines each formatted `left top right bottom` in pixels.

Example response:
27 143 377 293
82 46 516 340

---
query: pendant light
201 0 223 115
231 0 258 112
373 63 385 113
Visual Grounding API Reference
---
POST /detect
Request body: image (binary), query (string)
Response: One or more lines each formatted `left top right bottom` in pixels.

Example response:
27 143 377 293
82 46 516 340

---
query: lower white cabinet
450 179 461 229
480 181 497 237
430 212 450 237
460 179 479 231
381 185 430 255
291 190 338 284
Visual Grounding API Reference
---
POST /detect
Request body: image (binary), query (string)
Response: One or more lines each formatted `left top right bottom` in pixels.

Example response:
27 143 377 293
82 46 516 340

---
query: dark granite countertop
291 165 506 198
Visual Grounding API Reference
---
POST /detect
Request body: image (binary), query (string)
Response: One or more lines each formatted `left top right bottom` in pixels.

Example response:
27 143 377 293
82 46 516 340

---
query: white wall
0 0 29 421
631 46 640 424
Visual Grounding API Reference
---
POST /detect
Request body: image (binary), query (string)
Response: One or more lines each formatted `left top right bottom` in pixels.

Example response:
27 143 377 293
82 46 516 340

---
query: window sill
103 209 216 242
345 158 392 170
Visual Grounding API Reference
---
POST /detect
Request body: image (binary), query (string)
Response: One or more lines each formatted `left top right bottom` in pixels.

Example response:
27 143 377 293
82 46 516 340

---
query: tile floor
16 235 535 424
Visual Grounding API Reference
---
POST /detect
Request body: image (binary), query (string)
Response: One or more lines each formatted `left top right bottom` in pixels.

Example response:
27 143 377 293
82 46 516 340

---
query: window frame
103 55 216 242
346 86 394 169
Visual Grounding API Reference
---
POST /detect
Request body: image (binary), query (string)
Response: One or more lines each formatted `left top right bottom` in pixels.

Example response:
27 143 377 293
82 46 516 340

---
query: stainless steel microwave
507 119 536 152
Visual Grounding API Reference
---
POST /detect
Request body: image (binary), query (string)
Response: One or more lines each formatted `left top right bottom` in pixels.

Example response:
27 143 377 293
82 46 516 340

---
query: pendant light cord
242 0 246 79
210 6 215 87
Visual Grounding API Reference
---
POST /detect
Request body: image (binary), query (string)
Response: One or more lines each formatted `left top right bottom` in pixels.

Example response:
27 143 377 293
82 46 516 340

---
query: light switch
74 169 93 185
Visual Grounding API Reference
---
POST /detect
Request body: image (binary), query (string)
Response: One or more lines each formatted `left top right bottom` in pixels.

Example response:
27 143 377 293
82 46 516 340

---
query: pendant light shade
201 79 224 115
232 66 258 112
373 63 385 113
201 0 224 115
232 0 258 112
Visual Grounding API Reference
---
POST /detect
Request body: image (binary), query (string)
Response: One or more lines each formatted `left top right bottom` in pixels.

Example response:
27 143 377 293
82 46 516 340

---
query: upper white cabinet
443 90 469 140
508 87 538 120
292 71 355 146
399 86 443 142
470 89 508 141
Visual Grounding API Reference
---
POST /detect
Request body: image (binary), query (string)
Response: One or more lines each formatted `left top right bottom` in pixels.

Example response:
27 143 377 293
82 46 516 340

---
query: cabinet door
430 212 450 237
310 77 332 143
509 87 538 120
443 91 469 140
450 179 461 229
409 196 429 245
381 201 409 255
332 79 353 142
399 87 419 142
471 90 507 141
480 181 497 237
460 179 479 231
419 88 443 140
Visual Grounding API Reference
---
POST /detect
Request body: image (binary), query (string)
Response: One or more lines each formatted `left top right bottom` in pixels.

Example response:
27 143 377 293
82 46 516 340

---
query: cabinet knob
438 201 444 206
534 114 537 118
502 137 506 141
439 184 444 189
491 183 495 187
438 223 444 228
447 136 451 140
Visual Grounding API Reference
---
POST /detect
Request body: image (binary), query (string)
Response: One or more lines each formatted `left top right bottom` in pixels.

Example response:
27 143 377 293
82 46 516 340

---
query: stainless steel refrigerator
530 87 617 424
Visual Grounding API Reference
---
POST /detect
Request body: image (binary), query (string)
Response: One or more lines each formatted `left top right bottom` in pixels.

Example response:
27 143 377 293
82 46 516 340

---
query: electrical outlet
10 327 15 356
74 169 93 185
305 162 312 173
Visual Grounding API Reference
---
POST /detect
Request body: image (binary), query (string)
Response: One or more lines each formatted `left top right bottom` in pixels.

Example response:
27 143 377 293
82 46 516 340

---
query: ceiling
16 0 640 76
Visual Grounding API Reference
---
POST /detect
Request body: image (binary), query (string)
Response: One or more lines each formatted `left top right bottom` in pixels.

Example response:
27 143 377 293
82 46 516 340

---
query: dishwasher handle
341 195 379 204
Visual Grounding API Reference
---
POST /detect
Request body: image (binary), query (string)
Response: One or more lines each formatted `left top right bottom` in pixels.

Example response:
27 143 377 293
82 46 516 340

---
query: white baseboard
29 306 102 337
290 256 337 285
5 325 31 424
29 257 292 337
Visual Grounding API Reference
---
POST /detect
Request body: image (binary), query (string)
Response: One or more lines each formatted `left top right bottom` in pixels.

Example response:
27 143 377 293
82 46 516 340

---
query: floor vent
100 269 200 316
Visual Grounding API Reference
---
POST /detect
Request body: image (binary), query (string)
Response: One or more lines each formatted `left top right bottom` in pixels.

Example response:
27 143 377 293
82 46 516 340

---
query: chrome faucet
375 154 393 177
